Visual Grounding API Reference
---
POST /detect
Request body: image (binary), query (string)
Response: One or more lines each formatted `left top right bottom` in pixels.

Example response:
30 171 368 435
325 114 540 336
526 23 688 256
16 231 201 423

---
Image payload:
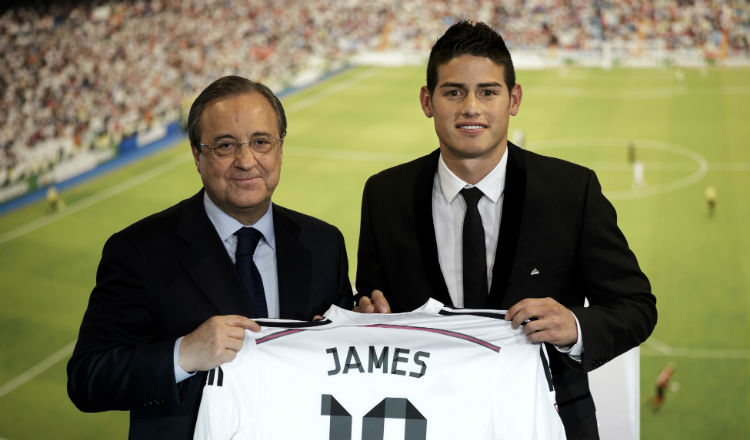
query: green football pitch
0 65 748 439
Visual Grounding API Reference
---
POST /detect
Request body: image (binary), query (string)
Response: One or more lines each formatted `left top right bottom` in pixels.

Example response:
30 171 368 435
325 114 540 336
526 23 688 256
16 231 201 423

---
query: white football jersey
194 299 566 440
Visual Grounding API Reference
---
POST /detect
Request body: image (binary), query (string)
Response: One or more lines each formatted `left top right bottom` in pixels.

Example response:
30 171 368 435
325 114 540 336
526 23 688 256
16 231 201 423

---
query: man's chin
443 144 502 160
233 197 271 210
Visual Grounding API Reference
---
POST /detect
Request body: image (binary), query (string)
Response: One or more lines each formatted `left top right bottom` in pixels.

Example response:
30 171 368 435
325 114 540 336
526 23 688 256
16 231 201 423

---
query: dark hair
187 75 287 148
426 21 516 95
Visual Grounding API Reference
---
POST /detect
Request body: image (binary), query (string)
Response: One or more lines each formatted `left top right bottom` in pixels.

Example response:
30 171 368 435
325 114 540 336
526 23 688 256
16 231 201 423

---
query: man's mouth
231 175 259 182
456 123 487 131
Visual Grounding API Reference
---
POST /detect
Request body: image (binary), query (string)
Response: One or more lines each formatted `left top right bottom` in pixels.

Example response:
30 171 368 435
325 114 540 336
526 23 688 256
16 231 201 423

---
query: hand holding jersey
354 289 391 314
178 315 260 373
506 298 579 347
360 292 580 348
194 299 566 440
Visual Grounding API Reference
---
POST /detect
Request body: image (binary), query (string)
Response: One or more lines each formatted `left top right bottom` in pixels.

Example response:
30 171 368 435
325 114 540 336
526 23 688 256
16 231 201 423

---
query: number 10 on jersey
321 394 427 440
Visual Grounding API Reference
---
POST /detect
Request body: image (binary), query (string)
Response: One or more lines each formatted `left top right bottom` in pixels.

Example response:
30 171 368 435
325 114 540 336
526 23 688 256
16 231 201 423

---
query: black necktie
461 187 488 308
235 227 268 318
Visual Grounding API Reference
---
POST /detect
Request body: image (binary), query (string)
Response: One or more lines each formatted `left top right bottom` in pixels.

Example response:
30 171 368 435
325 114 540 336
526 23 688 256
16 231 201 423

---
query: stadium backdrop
0 64 748 439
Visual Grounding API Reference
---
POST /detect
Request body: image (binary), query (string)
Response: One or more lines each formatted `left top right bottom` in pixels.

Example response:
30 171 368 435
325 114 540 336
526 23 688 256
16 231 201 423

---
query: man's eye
215 142 235 151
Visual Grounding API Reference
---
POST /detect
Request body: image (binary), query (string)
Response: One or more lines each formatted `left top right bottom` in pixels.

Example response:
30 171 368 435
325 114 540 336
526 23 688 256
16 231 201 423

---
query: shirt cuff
555 313 583 362
174 336 196 383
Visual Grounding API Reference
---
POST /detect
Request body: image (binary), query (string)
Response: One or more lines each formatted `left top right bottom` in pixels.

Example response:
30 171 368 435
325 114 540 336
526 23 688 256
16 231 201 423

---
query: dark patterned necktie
234 227 268 318
461 187 488 308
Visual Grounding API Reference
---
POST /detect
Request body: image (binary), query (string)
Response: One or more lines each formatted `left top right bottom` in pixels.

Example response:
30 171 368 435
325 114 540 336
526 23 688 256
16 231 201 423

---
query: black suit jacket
67 190 353 439
356 144 657 438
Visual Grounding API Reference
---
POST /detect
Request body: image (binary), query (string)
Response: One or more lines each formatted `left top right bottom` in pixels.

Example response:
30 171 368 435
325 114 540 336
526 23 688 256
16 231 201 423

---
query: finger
505 298 534 322
219 348 240 365
524 317 577 346
520 317 547 335
226 325 249 340
525 329 553 344
224 336 244 353
241 319 261 332
224 315 261 332
355 296 375 313
371 290 391 314
506 303 535 329
525 327 571 345
313 315 323 321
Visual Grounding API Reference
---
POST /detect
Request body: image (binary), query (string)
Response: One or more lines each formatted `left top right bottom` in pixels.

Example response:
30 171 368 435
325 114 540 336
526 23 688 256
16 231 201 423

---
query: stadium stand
1 0 748 203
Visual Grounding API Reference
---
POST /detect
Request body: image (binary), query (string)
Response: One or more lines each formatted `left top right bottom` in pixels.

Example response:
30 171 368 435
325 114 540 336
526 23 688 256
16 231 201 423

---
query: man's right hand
178 315 260 372
354 289 391 314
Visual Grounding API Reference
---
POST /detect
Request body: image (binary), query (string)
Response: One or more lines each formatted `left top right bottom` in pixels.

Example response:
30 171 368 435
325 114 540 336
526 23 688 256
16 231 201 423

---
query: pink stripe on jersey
256 329 305 344
255 324 501 353
365 324 501 352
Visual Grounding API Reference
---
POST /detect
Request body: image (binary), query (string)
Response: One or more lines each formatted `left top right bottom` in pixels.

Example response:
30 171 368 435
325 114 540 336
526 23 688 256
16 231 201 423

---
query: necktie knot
235 227 263 257
461 187 483 207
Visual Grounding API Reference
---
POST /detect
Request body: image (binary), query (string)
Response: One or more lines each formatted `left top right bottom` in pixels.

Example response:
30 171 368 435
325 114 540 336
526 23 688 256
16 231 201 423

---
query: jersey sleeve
193 365 240 439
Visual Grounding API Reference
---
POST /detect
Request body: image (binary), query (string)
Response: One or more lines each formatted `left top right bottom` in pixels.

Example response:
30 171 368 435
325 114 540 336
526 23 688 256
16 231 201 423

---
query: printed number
321 394 426 440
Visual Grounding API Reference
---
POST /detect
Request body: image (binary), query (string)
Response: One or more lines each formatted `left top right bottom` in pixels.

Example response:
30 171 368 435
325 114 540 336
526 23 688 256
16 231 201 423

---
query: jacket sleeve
67 231 182 412
571 170 658 372
333 226 356 310
355 177 385 299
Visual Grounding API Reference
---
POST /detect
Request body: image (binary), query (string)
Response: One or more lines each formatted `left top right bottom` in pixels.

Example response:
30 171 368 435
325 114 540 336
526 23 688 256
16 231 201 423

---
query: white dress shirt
432 152 506 308
432 148 582 359
202 193 280 318
174 193 281 382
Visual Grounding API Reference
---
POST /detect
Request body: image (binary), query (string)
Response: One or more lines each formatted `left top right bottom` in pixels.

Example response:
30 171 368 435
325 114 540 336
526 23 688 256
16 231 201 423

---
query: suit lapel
488 143 526 308
273 205 311 319
178 191 254 316
415 150 452 305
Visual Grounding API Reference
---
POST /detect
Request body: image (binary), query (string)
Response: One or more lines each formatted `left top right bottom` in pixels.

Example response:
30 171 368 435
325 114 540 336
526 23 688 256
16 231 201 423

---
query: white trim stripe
643 338 750 360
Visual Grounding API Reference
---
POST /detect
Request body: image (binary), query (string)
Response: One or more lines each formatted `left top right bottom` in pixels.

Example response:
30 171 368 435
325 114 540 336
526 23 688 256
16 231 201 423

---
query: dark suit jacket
67 190 353 439
356 144 657 438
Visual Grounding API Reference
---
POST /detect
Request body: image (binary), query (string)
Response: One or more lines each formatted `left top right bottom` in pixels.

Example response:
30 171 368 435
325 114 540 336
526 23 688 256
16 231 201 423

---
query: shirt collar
437 147 508 203
202 192 276 250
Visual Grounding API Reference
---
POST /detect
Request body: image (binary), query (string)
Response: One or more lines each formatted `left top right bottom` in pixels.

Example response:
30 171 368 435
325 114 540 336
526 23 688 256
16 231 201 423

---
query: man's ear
191 146 201 172
419 86 434 118
509 83 522 116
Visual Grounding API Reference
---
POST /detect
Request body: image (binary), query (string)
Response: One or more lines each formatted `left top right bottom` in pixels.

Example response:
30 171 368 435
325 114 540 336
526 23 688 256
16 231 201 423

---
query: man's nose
233 143 258 168
460 93 480 117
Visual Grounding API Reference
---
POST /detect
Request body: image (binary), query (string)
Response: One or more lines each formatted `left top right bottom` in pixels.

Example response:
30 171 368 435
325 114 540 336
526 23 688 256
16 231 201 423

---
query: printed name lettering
326 346 430 378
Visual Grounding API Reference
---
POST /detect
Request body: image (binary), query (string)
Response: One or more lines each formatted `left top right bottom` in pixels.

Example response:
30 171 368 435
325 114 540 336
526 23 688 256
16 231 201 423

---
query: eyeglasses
198 135 282 159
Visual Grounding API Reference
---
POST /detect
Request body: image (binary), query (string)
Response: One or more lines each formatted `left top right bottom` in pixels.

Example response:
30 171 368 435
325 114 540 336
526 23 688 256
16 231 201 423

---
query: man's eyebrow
438 82 503 89
210 133 238 142
209 131 274 142
250 131 276 138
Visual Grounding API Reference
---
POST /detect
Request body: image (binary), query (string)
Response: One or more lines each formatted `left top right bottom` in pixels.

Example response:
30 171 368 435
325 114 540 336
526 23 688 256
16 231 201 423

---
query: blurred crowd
1 0 749 188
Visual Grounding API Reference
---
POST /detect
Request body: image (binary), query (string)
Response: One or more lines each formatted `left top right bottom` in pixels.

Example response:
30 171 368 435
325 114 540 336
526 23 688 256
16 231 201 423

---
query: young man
356 21 657 439
68 76 353 438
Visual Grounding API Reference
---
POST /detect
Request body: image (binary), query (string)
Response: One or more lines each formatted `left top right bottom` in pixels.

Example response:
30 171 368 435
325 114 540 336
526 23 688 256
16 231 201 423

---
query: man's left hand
505 297 577 346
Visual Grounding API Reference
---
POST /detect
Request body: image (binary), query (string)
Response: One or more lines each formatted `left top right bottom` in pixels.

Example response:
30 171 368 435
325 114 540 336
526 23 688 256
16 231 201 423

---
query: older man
68 76 353 439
